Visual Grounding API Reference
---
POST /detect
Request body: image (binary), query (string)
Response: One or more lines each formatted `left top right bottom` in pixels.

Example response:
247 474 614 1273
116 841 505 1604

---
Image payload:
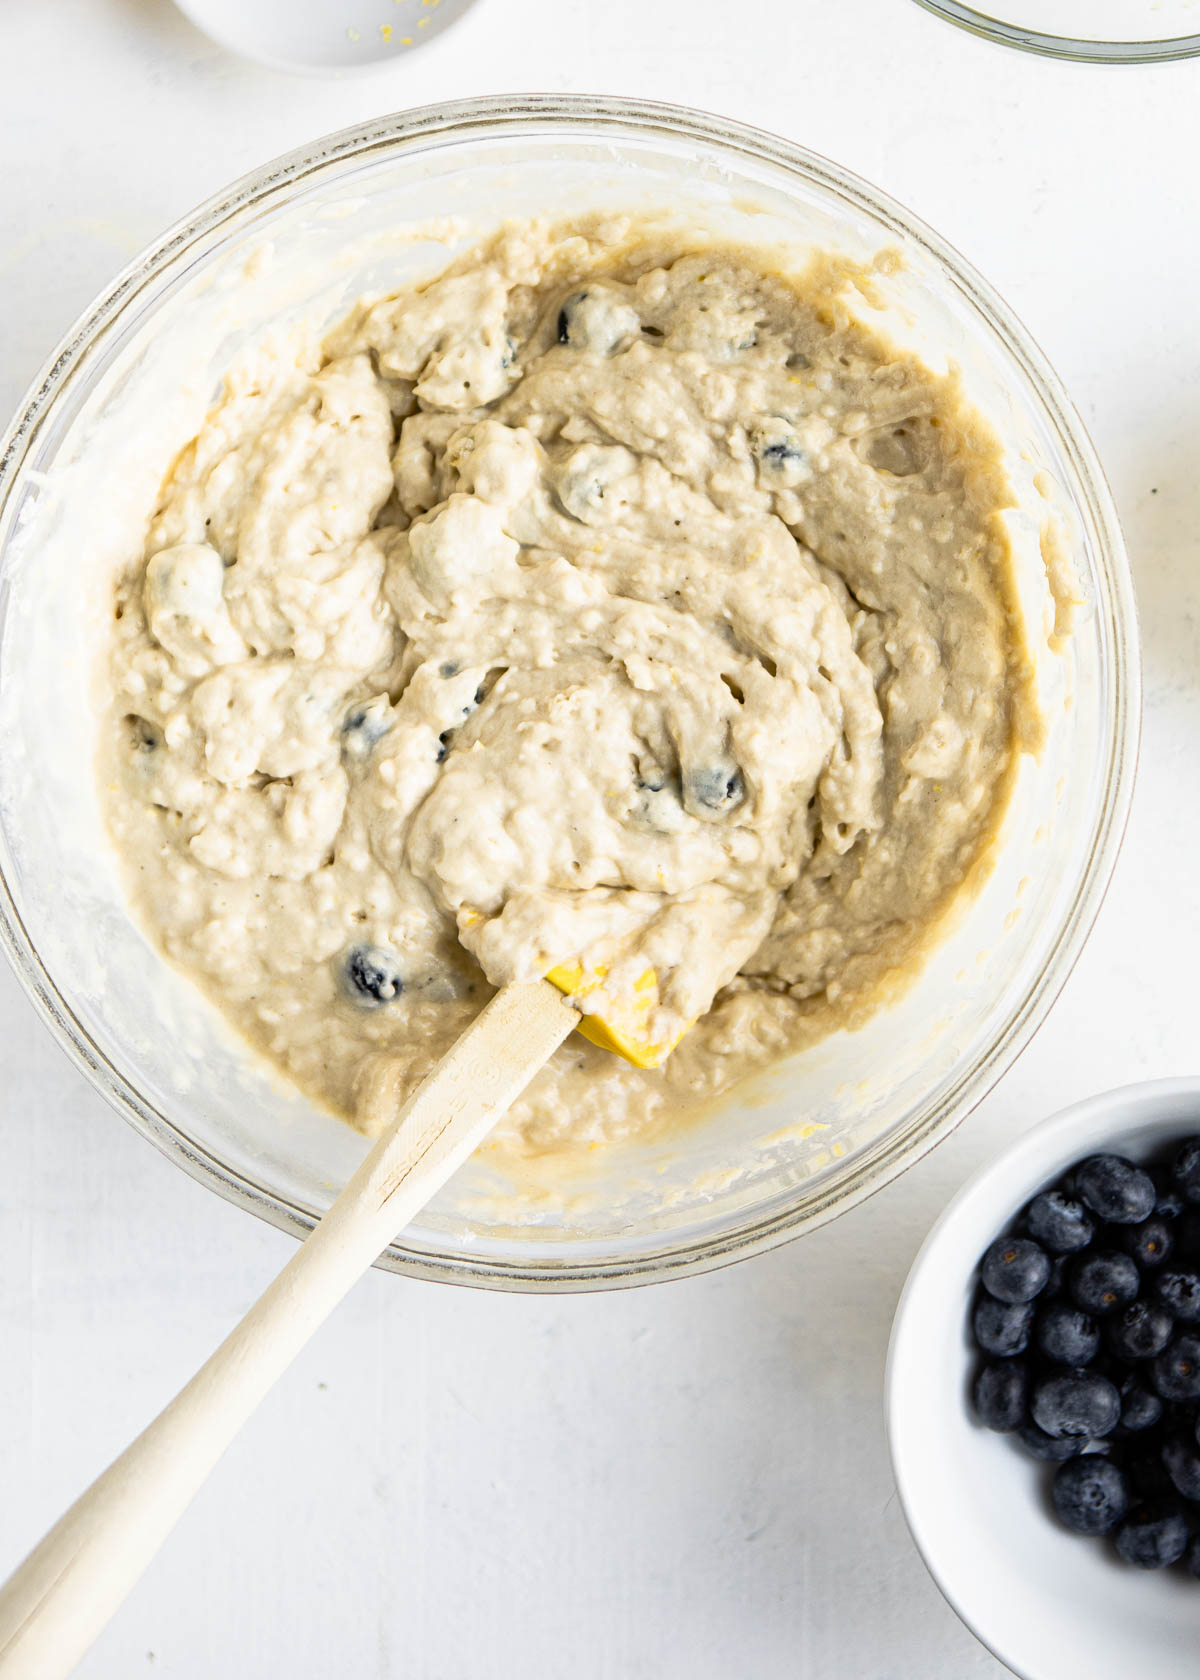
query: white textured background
0 4 1197 1676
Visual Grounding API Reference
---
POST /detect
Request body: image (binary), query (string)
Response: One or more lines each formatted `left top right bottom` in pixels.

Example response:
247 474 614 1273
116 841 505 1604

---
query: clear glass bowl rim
0 92 1141 1291
911 0 1200 61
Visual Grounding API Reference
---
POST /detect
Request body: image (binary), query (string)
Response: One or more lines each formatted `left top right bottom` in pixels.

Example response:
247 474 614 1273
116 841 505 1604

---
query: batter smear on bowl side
103 217 1039 1155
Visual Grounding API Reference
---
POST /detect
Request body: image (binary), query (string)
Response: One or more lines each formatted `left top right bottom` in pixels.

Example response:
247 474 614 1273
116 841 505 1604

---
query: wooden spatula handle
0 980 577 1680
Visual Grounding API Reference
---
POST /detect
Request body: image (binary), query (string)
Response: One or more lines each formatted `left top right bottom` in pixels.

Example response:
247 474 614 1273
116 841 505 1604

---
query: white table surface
0 4 1197 1676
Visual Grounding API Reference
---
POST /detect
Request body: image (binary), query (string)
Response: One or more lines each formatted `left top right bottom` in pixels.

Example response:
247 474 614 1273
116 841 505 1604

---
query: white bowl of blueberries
887 1077 1200 1680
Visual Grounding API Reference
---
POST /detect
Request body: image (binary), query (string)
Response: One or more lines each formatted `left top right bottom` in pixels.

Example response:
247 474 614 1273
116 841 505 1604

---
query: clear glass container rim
0 92 1141 1291
911 0 1200 62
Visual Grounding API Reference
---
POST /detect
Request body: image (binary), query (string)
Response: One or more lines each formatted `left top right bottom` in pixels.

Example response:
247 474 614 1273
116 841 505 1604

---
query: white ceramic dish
887 1077 1200 1680
174 0 479 73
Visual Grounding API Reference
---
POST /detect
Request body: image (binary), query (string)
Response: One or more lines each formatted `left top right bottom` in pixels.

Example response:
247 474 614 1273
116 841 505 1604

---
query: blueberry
1074 1154 1156 1224
1153 1335 1200 1401
687 765 745 817
752 420 813 487
1115 1502 1190 1568
342 944 404 1007
1031 1369 1121 1439
1037 1303 1100 1366
1068 1250 1140 1315
1016 1424 1088 1462
1156 1183 1187 1222
973 1295 1034 1358
1175 1209 1200 1262
1119 1379 1164 1433
1120 1216 1174 1271
341 696 394 761
973 1360 1029 1432
1126 1451 1175 1502
760 439 807 467
1046 1253 1071 1298
1163 1436 1200 1502
1150 1163 1185 1219
1025 1189 1094 1254
1170 1137 1200 1206
980 1236 1052 1304
1188 1536 1200 1579
746 411 813 480
1107 1300 1175 1362
1052 1456 1129 1536
555 289 639 354
1154 1270 1200 1323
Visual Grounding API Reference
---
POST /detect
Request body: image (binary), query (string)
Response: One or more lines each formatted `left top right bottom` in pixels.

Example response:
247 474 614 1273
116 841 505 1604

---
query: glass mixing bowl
911 0 1200 61
0 95 1138 1290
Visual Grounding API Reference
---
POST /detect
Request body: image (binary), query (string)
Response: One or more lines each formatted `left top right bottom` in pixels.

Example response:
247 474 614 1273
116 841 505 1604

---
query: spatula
0 963 681 1680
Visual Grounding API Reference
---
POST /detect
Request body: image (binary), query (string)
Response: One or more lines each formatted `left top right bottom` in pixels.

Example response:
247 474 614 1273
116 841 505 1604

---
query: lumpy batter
104 218 1035 1154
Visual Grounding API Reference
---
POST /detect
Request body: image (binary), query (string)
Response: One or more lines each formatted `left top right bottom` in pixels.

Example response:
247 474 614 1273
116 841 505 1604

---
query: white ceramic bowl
174 0 480 73
887 1077 1200 1680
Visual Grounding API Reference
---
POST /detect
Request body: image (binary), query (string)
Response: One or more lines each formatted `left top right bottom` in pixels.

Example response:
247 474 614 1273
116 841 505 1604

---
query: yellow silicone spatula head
460 907 694 1069
543 959 693 1069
